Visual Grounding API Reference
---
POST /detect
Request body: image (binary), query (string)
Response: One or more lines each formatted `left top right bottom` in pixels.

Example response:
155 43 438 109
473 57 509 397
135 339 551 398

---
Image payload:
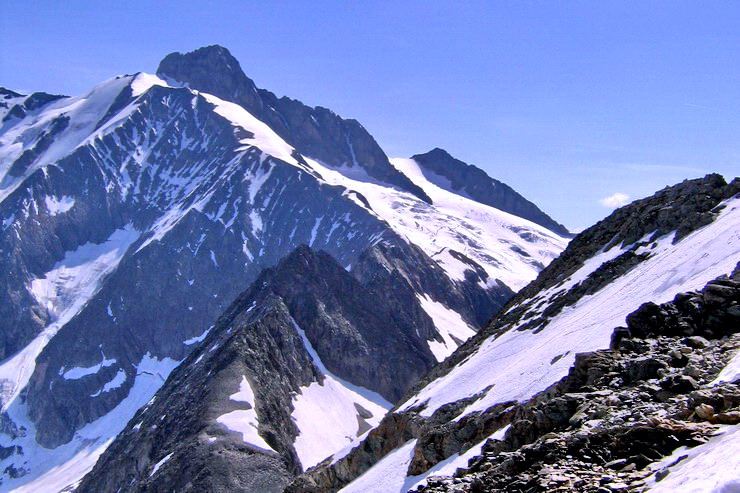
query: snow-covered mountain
0 46 567 490
292 174 740 492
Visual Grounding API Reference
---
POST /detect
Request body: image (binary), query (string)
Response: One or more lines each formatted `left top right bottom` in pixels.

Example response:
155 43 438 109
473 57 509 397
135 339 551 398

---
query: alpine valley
0 45 737 493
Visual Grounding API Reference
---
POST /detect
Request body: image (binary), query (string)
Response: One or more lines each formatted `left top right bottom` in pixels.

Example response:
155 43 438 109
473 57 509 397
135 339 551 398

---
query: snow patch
130 73 170 97
0 75 137 205
0 225 138 409
406 424 511 490
417 294 476 361
44 195 75 215
0 353 179 492
148 452 173 477
338 439 417 493
645 425 740 492
216 376 274 452
711 348 740 386
183 327 211 346
200 93 303 169
30 225 139 319
90 369 126 397
304 156 567 292
63 356 116 380
292 319 391 469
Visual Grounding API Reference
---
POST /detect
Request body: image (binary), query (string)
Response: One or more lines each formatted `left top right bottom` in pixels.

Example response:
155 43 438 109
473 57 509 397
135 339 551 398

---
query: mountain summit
411 148 570 235
157 45 433 203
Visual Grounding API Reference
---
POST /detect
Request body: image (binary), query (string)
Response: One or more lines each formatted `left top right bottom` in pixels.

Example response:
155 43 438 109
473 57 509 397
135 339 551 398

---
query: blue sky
2 1 738 230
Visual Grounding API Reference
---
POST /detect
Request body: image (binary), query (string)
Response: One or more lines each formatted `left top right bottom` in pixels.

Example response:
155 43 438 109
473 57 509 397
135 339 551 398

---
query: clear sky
2 1 738 231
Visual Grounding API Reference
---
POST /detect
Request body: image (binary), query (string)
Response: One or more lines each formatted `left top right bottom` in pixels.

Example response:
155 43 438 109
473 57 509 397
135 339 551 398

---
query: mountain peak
156 46 433 203
0 87 24 99
424 147 454 158
411 149 571 236
157 45 263 112
158 45 241 77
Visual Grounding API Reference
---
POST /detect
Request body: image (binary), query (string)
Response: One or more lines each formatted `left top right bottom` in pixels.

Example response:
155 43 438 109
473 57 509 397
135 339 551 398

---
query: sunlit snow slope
400 196 740 418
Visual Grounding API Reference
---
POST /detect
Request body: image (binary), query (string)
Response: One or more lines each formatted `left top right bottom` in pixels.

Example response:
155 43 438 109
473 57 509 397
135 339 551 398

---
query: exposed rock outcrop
289 175 740 492
417 266 740 492
291 267 740 492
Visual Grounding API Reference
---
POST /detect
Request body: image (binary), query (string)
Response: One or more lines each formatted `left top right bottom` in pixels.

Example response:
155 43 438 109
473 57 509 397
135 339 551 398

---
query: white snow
90 369 127 397
228 375 255 403
405 424 511 490
0 353 179 492
304 157 567 294
645 425 740 492
216 376 274 452
309 217 323 246
183 327 211 346
148 452 174 477
553 238 635 294
0 75 138 205
200 93 304 169
62 355 116 380
390 157 567 290
338 439 418 493
247 163 274 202
418 294 476 361
30 225 139 319
44 195 75 215
711 349 740 386
2 213 14 231
130 73 170 97
400 197 740 420
330 429 374 465
291 319 391 469
343 200 740 493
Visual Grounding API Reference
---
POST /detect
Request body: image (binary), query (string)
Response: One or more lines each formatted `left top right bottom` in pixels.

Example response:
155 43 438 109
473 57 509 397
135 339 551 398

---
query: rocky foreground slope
291 175 740 492
418 268 740 492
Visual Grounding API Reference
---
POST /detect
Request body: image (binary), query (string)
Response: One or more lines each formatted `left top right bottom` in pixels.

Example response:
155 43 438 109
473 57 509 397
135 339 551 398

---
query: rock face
76 245 477 492
0 46 567 489
291 175 740 492
157 45 432 204
411 148 570 236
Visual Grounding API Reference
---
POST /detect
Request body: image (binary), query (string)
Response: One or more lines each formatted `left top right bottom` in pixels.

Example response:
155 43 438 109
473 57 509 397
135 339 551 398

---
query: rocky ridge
408 174 739 398
416 266 740 492
289 266 740 493
75 242 513 492
157 45 432 204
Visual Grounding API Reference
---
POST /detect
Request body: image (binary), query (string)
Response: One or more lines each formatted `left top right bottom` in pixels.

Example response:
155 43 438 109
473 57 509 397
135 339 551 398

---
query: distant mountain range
0 46 568 490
